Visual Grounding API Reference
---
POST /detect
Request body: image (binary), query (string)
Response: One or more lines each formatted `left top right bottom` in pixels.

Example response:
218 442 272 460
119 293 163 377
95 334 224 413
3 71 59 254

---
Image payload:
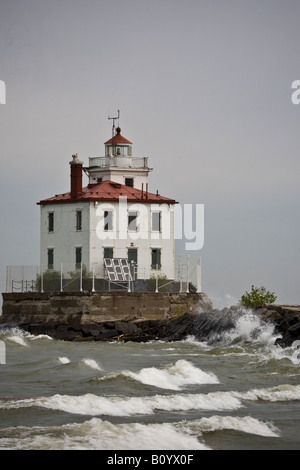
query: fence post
155 265 158 292
80 262 83 292
92 264 95 292
186 255 190 293
6 266 9 293
178 256 183 293
196 257 201 293
41 265 44 293
60 263 63 292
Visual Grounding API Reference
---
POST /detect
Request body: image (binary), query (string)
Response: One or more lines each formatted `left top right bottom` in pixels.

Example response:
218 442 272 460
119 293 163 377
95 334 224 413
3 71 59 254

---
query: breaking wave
1 384 299 418
233 383 300 402
184 415 280 437
57 357 71 364
81 358 102 370
0 390 241 416
99 359 219 390
190 306 279 347
0 418 209 450
0 413 280 450
6 335 29 347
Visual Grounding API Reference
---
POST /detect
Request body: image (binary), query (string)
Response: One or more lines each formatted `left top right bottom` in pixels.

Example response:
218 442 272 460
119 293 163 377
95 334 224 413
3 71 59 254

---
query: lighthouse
38 118 177 282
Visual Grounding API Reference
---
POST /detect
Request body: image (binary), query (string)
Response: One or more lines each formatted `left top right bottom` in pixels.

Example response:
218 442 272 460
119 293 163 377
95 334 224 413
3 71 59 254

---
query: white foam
6 335 29 347
81 358 102 371
185 415 279 437
122 359 219 390
224 311 277 346
0 390 242 416
57 357 71 364
0 418 210 450
2 383 299 416
234 384 300 402
30 334 53 341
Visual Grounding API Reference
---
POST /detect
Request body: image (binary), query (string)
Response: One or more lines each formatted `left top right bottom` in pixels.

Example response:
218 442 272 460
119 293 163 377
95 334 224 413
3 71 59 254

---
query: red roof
104 127 133 145
37 180 177 205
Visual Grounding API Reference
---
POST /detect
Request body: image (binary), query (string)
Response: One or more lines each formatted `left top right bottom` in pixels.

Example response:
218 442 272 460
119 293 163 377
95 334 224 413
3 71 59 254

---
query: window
75 247 82 269
97 177 102 183
76 211 82 231
152 212 161 232
48 212 54 232
104 211 113 231
128 248 138 278
104 247 114 259
128 248 138 265
151 248 161 270
47 248 54 270
125 178 134 187
128 211 138 231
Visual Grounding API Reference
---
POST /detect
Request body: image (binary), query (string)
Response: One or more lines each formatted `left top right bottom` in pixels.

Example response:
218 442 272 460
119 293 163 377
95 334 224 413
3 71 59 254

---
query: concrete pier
0 291 213 341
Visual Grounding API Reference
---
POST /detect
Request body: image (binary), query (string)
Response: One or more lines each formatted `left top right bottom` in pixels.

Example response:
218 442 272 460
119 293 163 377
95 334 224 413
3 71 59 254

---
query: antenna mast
108 110 120 156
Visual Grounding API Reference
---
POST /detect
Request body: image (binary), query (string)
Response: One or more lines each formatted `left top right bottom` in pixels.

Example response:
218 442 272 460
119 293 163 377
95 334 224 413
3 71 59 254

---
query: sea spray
192 306 278 346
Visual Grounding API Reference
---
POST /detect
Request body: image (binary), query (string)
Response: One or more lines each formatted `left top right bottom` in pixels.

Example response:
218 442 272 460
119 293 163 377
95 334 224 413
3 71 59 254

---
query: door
128 248 138 279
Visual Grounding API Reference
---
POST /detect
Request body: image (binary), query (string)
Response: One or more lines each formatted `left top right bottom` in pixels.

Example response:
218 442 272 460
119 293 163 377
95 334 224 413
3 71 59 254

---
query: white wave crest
122 359 219 390
185 415 279 437
0 390 241 416
57 357 71 364
30 334 53 341
234 384 300 402
0 418 209 450
81 358 102 371
6 335 29 347
1 384 299 417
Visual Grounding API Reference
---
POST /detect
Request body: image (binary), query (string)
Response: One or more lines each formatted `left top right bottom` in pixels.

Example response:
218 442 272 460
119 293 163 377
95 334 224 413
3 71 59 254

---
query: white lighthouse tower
38 116 177 282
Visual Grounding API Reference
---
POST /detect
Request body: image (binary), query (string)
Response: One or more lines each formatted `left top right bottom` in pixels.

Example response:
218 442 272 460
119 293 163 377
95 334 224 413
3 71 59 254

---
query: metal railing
88 156 149 169
5 256 202 294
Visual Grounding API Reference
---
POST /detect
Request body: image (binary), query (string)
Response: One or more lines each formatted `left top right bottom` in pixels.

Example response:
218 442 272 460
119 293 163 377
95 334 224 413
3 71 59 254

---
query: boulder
275 321 300 347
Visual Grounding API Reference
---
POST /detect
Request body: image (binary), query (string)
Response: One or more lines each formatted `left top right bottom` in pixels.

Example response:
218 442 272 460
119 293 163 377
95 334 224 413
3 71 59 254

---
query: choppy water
0 308 299 450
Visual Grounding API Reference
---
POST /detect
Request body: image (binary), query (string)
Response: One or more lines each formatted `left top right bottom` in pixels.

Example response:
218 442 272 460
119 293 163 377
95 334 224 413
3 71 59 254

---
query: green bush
67 265 92 279
240 285 277 308
35 270 61 292
35 266 94 292
147 274 170 292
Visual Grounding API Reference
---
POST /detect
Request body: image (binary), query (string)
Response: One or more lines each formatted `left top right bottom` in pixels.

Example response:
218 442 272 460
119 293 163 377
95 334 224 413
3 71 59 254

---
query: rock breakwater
117 304 300 347
1 291 299 347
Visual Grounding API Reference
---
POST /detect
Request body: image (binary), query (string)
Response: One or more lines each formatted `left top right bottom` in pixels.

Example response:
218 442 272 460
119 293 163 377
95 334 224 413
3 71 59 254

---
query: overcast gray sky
0 0 299 307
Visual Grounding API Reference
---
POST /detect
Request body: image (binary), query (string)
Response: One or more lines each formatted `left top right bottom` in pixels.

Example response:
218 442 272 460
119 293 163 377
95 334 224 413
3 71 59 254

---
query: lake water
0 308 299 451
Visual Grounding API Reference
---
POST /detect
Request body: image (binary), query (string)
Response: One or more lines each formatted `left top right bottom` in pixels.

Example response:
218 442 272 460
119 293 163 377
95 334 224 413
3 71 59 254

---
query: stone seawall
0 291 213 341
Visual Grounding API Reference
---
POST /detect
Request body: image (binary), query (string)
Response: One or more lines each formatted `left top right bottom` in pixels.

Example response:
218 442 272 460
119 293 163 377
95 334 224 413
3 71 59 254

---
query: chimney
70 154 83 199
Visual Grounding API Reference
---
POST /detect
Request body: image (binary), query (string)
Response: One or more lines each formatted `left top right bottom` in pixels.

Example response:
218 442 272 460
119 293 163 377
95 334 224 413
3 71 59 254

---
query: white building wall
40 203 90 274
88 168 150 190
89 200 175 280
40 200 175 280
